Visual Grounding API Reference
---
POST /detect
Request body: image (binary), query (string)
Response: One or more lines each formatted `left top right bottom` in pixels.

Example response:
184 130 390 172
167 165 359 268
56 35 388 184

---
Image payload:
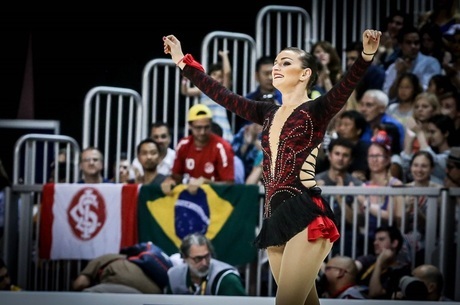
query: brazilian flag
137 184 260 266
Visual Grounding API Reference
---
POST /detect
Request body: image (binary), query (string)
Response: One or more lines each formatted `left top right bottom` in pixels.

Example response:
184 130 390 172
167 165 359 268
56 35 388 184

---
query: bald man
412 264 452 301
323 256 366 299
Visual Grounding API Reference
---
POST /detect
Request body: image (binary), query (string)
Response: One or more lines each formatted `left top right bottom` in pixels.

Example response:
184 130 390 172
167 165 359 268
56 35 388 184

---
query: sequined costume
182 55 372 248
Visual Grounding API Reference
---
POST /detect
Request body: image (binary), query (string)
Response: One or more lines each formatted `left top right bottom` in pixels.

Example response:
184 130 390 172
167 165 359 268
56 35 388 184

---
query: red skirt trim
308 195 340 242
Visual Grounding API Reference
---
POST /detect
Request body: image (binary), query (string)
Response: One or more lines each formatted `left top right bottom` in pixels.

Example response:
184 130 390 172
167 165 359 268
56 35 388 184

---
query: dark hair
255 55 275 72
427 114 456 147
345 40 363 53
383 10 412 29
311 41 342 85
136 138 160 155
339 110 367 135
395 72 423 101
397 25 420 43
150 121 171 135
375 225 404 254
409 150 435 168
439 90 460 112
328 137 354 153
208 62 223 75
419 22 446 64
429 74 456 97
211 122 223 137
282 47 318 94
179 232 215 258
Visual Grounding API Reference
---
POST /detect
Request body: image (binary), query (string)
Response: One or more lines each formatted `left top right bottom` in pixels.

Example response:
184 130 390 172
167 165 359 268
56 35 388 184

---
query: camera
399 275 428 300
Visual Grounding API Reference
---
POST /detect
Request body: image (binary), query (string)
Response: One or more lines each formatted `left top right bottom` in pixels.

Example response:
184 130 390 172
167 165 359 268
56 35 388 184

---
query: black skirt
253 187 337 249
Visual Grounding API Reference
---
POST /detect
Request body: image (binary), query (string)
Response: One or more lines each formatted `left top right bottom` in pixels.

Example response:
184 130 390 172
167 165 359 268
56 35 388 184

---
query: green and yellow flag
137 184 260 266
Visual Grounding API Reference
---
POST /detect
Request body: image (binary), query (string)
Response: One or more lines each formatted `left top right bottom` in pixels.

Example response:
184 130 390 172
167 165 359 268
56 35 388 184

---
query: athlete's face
272 50 311 92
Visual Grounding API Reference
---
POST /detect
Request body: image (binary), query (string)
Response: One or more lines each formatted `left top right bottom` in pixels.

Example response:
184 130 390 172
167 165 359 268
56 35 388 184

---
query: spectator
427 74 457 100
439 90 460 146
311 40 343 94
405 92 441 157
48 148 77 183
73 242 172 294
358 89 405 149
402 114 456 182
403 151 443 265
110 152 135 183
444 146 460 188
166 232 246 296
443 25 460 88
355 225 411 299
311 40 344 155
211 122 245 184
386 72 423 127
316 137 365 256
411 264 452 301
383 25 442 98
418 21 452 67
0 258 21 291
181 51 234 143
132 122 176 177
357 130 404 241
238 55 282 129
319 255 366 299
134 138 166 185
335 110 370 181
418 0 460 35
373 123 404 182
78 147 111 183
375 10 412 69
163 104 235 189
231 122 262 181
245 149 263 186
245 55 282 104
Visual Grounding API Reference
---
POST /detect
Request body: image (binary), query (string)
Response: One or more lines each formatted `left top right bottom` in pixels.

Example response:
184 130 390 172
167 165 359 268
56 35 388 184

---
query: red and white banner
39 183 139 260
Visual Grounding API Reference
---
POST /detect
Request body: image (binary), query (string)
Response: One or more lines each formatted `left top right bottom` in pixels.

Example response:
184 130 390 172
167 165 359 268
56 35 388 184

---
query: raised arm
163 35 273 125
219 50 232 89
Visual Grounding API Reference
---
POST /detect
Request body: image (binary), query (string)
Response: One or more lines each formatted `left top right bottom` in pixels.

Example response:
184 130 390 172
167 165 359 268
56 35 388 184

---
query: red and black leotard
182 55 372 248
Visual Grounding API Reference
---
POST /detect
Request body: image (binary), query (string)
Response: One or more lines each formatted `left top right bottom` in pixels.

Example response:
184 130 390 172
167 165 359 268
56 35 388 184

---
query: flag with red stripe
39 183 139 259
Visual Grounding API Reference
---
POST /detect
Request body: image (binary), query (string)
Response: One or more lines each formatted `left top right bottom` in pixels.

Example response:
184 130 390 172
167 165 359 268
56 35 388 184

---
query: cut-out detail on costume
182 54 371 248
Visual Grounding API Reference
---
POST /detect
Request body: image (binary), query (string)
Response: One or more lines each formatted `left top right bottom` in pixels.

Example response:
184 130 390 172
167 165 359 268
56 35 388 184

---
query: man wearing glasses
167 233 246 296
164 104 235 189
318 255 365 299
78 147 111 183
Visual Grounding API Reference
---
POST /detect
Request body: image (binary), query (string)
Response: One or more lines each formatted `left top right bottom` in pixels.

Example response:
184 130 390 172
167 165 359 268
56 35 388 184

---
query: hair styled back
281 47 318 94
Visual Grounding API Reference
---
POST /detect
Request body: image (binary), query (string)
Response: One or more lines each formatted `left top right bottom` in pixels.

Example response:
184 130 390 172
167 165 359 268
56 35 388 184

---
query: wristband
176 56 186 66
177 54 205 72
362 51 376 56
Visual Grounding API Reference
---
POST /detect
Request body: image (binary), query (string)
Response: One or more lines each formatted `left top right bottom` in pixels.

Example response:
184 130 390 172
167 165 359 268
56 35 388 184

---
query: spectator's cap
448 147 460 165
371 130 392 152
188 104 212 122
